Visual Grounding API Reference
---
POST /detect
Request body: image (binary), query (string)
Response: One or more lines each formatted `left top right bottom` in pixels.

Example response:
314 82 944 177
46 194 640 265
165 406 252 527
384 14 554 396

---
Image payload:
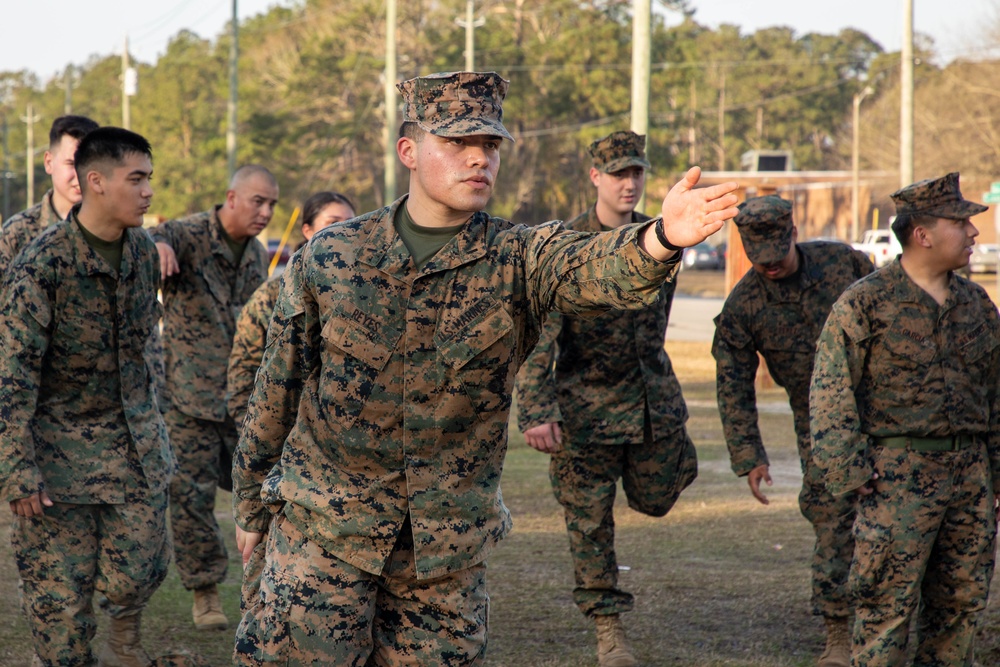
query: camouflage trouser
796 431 856 619
234 513 489 666
549 426 697 617
12 492 170 667
850 442 996 667
165 409 235 590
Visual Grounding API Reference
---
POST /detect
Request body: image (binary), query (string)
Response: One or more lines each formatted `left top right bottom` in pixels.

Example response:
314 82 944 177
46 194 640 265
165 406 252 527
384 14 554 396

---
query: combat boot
594 614 638 667
98 613 152 667
192 584 228 630
817 617 851 667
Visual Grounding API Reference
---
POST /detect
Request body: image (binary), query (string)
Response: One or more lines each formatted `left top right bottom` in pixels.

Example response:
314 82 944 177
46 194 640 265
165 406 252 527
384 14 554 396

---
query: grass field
3 332 1000 664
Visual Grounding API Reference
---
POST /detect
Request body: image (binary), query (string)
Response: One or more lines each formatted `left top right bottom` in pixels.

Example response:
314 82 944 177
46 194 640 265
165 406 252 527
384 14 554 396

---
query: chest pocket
319 313 397 430
52 302 116 378
960 326 995 385
756 305 814 388
872 324 936 403
436 302 516 422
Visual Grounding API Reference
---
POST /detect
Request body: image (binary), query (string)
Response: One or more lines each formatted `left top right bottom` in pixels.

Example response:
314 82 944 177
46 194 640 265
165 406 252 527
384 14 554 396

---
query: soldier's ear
397 136 418 170
86 169 104 195
589 167 601 188
912 225 932 249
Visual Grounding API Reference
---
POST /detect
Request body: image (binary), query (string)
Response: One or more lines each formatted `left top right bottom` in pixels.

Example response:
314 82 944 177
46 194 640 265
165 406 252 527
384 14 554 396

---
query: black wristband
653 218 683 252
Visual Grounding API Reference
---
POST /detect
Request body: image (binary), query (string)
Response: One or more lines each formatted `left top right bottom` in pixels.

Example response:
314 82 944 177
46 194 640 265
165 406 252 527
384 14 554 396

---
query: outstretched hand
652 167 739 255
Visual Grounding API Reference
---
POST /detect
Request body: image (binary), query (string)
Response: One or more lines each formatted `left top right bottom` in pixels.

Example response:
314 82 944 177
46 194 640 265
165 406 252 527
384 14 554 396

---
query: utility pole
2 115 10 220
717 68 726 171
900 0 914 187
455 0 485 71
121 36 131 130
64 66 73 115
227 0 239 179
21 104 40 207
631 0 651 211
383 0 397 203
852 86 874 243
688 79 697 165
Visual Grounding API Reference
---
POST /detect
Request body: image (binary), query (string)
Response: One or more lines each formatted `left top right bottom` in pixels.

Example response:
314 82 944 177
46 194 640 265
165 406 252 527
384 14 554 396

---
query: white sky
3 0 999 82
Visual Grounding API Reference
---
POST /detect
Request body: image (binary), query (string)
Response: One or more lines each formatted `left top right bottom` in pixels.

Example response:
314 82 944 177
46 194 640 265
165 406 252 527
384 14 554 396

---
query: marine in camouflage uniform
712 196 873 666
151 166 275 630
232 71 738 666
227 191 356 431
515 131 696 667
811 173 1000 666
227 277 283 430
0 128 172 666
0 115 99 275
0 189 67 274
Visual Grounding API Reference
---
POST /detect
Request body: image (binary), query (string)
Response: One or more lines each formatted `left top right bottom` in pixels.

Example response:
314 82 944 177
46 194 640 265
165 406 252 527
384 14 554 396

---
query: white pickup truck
852 229 901 268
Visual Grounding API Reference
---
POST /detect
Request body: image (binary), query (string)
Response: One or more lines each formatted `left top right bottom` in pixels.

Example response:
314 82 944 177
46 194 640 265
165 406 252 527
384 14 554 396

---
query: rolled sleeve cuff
824 451 872 497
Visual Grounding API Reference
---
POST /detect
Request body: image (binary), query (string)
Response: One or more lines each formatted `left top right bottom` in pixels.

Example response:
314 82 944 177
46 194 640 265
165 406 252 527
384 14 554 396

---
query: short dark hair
891 212 938 247
302 191 356 228
399 121 424 141
75 127 153 191
49 115 99 148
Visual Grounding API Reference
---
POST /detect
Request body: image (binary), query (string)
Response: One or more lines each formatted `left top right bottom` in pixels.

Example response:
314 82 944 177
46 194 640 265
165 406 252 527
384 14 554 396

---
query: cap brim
420 119 515 142
742 227 793 265
924 200 988 219
599 156 651 173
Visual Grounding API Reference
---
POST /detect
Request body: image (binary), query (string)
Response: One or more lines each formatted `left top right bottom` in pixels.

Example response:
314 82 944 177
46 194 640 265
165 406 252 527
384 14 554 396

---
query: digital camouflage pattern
733 195 794 265
549 429 697 616
515 205 694 617
515 206 694 609
517 208 686 443
0 189 65 276
152 207 267 589
232 196 678 579
0 211 173 504
228 276 283 428
811 260 1000 663
0 209 172 664
712 241 874 617
235 515 488 666
588 131 650 174
152 206 269 422
397 71 514 141
890 171 987 220
165 410 237 590
850 443 995 666
13 492 171 666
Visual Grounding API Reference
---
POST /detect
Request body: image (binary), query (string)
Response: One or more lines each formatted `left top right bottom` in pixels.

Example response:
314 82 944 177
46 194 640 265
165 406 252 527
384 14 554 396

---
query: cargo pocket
240 539 268 617
849 515 892 602
235 560 299 664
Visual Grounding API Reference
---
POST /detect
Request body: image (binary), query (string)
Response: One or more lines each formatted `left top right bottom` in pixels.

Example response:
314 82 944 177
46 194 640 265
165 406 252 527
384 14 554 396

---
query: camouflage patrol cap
397 71 514 141
890 172 987 220
588 131 651 173
734 195 794 264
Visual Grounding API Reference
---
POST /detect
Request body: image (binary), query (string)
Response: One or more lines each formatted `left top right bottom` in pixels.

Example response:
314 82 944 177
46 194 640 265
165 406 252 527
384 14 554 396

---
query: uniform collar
356 195 489 276
67 205 138 281
39 189 65 227
570 204 648 233
889 256 973 310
